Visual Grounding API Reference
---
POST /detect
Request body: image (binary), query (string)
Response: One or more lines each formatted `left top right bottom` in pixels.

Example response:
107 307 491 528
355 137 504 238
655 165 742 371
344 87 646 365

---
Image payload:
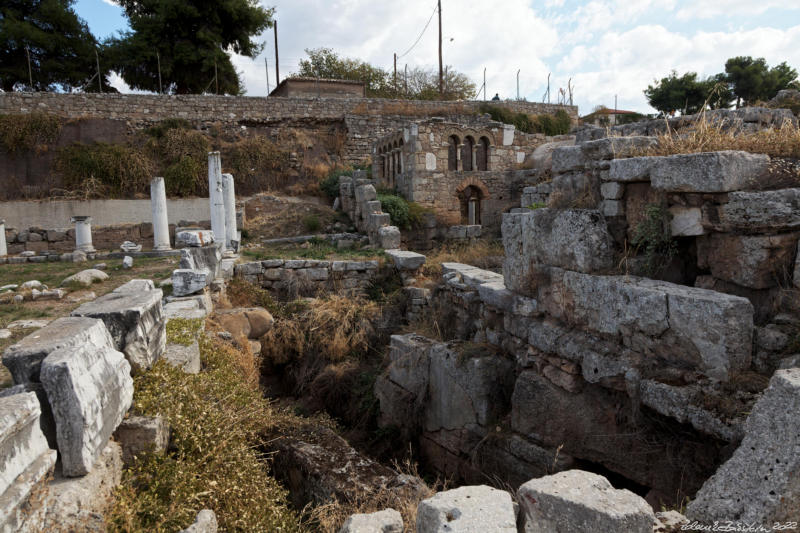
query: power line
397 2 438 59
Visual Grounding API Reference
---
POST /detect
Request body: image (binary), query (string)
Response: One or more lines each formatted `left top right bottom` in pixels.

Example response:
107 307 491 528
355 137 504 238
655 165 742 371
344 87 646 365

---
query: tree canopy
0 0 100 92
106 0 273 95
724 57 798 107
296 48 476 100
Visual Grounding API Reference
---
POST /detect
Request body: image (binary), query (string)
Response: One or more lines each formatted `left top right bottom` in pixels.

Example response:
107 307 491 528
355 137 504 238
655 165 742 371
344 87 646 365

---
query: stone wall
337 172 401 248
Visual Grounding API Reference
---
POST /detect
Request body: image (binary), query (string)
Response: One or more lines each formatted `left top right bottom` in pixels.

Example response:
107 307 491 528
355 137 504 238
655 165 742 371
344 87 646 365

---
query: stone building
372 118 547 230
269 77 366 99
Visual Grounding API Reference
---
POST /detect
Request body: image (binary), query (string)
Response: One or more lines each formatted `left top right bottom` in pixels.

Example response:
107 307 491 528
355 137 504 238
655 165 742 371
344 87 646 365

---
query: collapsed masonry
376 108 800 521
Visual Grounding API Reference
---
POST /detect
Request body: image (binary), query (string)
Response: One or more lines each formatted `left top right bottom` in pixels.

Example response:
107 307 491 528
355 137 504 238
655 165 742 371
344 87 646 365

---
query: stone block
582 136 658 160
378 226 401 249
518 470 655 533
175 229 215 247
650 151 769 192
235 261 262 276
551 145 586 173
164 341 201 374
600 181 624 199
669 206 704 236
122 256 133 269
113 279 156 293
305 268 329 281
114 415 169 465
71 287 166 373
607 156 658 182
339 508 403 533
686 368 800 523
602 199 625 217
172 269 210 297
215 307 274 340
180 509 218 533
697 233 799 289
40 325 133 476
60 269 109 288
703 188 800 233
416 485 516 533
478 281 514 312
385 249 426 271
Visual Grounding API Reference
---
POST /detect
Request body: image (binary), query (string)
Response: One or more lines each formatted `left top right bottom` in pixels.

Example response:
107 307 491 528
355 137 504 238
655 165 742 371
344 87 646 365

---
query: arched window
476 137 490 171
459 185 482 225
448 135 459 171
462 136 474 171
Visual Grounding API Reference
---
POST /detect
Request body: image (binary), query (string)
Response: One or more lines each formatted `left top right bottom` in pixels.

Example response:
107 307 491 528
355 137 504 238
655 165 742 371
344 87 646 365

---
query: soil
243 194 350 241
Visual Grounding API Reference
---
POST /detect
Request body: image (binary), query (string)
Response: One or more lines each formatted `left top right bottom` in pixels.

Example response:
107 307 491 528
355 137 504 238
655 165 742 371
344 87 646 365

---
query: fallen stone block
122 256 133 269
71 287 166 373
114 415 169 466
214 307 274 340
176 229 215 248
340 508 403 533
416 485 516 533
30 288 65 301
172 269 211 297
651 151 769 192
686 368 800 523
43 441 123 532
378 226 401 250
0 383 57 449
551 145 586 173
0 393 57 533
40 327 133 476
518 470 655 533
113 279 155 293
60 269 109 288
180 509 218 533
385 249 426 271
163 341 201 374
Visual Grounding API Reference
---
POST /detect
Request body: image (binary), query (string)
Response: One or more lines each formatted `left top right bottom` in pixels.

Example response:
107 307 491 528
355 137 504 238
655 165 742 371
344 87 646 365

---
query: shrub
534 109 572 136
0 113 62 153
478 104 572 136
162 128 210 163
632 204 677 276
303 214 322 233
143 118 192 139
164 155 204 196
378 193 411 229
407 201 431 229
320 167 353 199
227 136 289 189
56 142 154 197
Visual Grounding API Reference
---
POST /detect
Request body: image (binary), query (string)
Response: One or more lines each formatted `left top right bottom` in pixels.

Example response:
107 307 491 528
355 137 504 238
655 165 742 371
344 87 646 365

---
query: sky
74 0 800 116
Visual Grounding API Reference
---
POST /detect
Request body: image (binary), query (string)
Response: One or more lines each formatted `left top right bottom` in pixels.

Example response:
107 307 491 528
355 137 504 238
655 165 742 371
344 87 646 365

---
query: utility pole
483 68 486 101
95 49 102 93
438 0 443 95
25 46 33 90
615 94 618 125
265 56 270 94
404 64 408 96
274 21 280 86
516 69 520 100
394 53 397 95
156 51 162 94
214 59 218 95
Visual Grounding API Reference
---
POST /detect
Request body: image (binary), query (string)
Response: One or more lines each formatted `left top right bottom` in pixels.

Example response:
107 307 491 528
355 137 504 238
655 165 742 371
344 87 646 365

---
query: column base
153 244 172 251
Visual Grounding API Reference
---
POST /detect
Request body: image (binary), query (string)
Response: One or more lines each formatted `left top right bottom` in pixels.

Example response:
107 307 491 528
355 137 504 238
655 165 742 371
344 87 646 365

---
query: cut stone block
686 368 800 523
600 181 624 199
175 229 215 248
113 279 155 293
164 341 201 374
697 232 800 289
172 269 210 297
0 383 57 449
378 226 401 250
518 470 655 533
114 415 169 465
71 287 166 373
607 156 659 182
40 326 133 476
650 151 769 192
669 206 704 236
416 485 517 533
551 145 586 173
340 508 403 533
581 136 658 160
180 509 218 533
703 188 800 233
385 249 426 271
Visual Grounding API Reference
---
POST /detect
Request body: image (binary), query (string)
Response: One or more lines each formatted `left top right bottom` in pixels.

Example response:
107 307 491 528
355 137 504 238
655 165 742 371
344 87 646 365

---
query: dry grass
640 114 800 159
421 239 505 278
306 456 437 533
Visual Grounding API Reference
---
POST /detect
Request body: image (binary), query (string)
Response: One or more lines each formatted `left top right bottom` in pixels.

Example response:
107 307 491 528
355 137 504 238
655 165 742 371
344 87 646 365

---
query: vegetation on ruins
0 112 62 152
631 204 677 276
56 142 154 198
0 0 101 92
377 191 430 230
319 165 372 199
105 0 273 95
477 104 572 136
645 56 799 115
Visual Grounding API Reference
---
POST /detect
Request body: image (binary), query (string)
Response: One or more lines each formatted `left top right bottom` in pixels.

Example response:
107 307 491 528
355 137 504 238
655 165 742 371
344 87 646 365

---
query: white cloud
676 0 800 19
100 0 118 5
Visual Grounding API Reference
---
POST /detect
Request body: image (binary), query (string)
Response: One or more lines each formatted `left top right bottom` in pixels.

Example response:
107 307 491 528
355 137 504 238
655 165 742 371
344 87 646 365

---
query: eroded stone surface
416 485 516 533
179 509 218 533
114 415 169 466
340 508 403 533
651 151 769 192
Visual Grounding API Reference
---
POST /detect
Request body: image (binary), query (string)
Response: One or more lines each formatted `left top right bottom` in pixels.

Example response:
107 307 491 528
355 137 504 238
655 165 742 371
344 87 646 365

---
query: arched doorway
459 185 482 225
448 135 459 171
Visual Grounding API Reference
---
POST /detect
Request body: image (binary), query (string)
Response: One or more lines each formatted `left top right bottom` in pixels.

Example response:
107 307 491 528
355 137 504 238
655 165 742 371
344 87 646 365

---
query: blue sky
75 0 800 115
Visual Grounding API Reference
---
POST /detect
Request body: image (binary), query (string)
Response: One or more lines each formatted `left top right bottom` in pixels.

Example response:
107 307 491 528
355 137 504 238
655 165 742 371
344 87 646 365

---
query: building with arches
372 117 549 231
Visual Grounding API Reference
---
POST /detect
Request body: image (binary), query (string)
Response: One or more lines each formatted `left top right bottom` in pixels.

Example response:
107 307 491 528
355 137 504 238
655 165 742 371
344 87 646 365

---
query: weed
303 214 322 233
166 318 204 346
143 118 192 139
631 204 678 277
0 113 62 153
320 167 353 199
164 155 204 196
56 142 154 198
527 202 547 210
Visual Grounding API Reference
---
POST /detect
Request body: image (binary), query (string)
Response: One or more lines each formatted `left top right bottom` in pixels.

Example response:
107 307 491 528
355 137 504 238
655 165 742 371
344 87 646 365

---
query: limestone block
669 206 704 236
60 269 109 287
478 281 514 312
416 485 517 533
385 249 426 270
339 508 403 533
179 245 221 278
164 341 201 374
582 136 658 160
122 256 133 269
686 368 800 523
703 188 800 233
600 181 624 199
114 415 169 465
385 334 435 403
602 200 625 217
180 509 218 533
71 287 166 373
607 156 658 182
0 393 57 533
651 151 769 192
113 279 155 293
795 244 800 290
172 269 210 297
518 470 655 533
697 232 799 289
378 226 401 250
551 145 586 173
43 441 123 532
175 229 215 247
40 326 133 476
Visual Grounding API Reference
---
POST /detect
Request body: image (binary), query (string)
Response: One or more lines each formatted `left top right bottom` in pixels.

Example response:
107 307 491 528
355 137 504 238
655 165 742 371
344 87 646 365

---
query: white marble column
71 216 95 253
208 152 226 252
0 220 6 257
150 177 171 251
221 173 238 253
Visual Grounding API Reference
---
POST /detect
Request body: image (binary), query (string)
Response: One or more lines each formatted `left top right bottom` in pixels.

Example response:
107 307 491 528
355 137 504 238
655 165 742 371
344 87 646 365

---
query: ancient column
0 220 6 256
208 152 226 252
221 173 238 253
71 216 95 253
150 177 171 251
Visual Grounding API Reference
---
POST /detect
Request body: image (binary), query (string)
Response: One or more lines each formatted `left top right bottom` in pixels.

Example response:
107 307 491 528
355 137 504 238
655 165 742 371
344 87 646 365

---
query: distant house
268 77 366 99
581 107 644 126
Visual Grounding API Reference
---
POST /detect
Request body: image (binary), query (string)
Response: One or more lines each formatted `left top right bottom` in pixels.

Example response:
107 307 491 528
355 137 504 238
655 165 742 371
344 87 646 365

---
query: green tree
0 0 99 92
106 0 273 95
644 71 709 115
297 47 393 97
723 56 797 107
404 66 476 101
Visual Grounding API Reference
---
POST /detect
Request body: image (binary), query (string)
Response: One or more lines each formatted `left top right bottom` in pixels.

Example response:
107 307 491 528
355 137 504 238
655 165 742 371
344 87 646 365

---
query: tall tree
0 0 99 92
724 56 771 108
644 71 709 115
107 0 273 95
297 48 393 98
404 66 476 101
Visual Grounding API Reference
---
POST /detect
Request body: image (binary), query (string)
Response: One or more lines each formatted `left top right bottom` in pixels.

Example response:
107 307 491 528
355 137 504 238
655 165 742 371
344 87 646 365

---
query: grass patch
0 113 62 153
302 215 321 233
166 318 204 346
421 239 505 278
107 337 303 532
243 239 384 262
478 104 571 136
227 136 289 190
143 118 192 139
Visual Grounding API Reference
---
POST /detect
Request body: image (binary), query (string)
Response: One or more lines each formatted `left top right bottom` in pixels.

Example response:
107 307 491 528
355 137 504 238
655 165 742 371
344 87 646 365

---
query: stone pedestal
150 177 171 251
207 152 226 253
0 220 6 257
222 173 238 252
71 216 95 253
